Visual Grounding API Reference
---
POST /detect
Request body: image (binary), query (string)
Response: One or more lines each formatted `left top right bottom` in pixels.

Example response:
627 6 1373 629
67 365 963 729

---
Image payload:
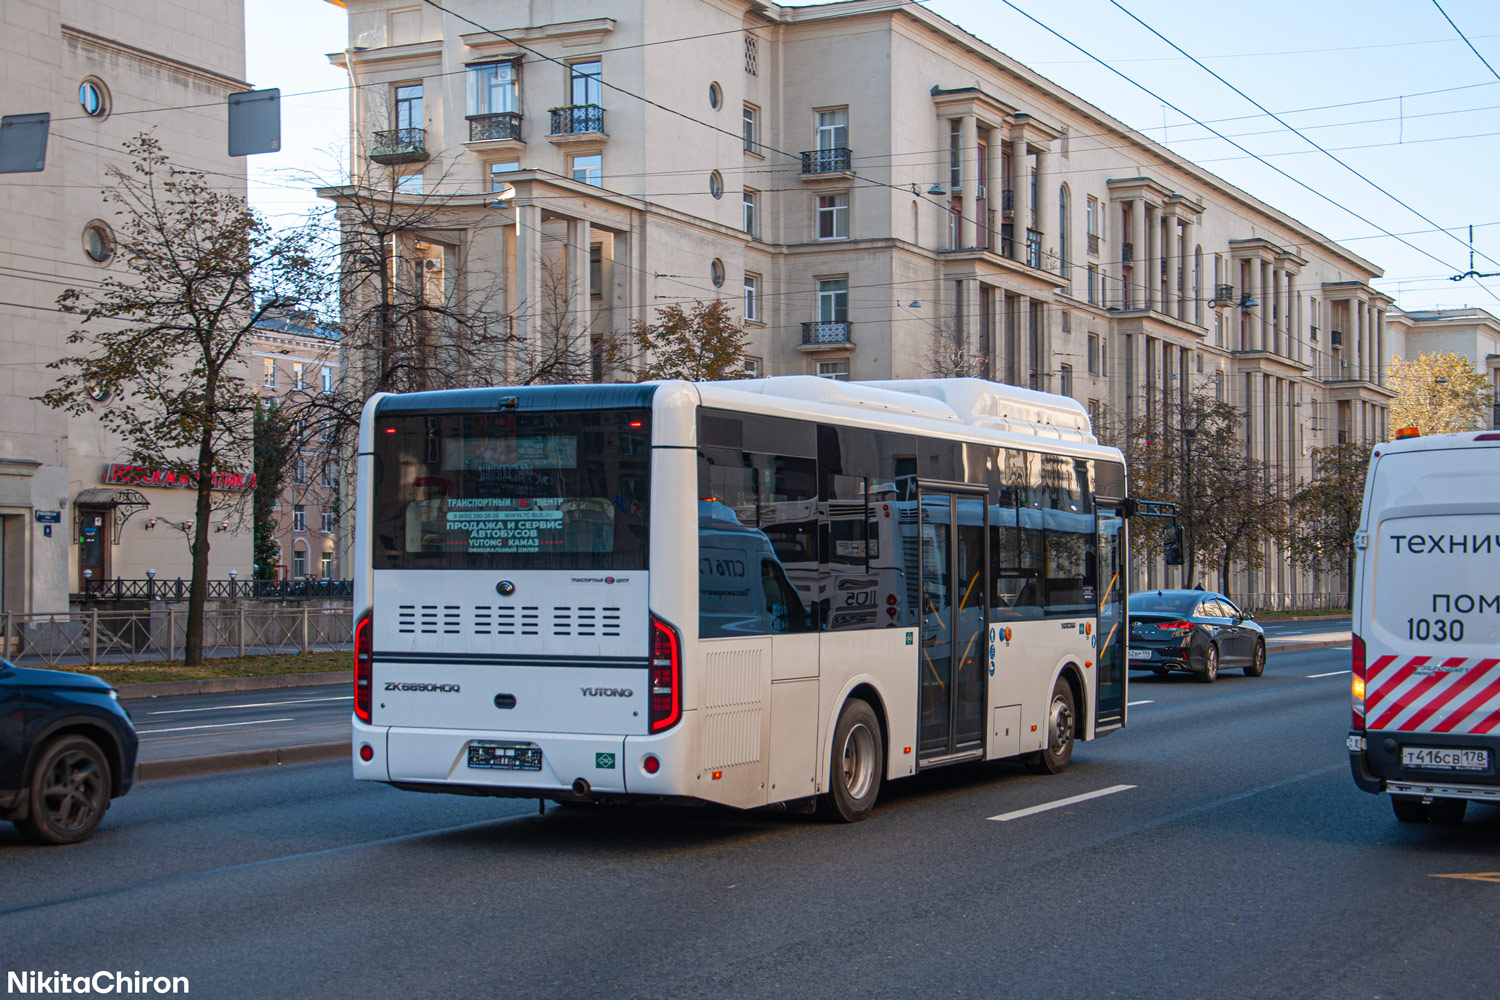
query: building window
1060 363 1073 398
744 33 758 75
817 360 850 381
744 273 760 321
82 221 115 264
467 60 519 116
570 60 602 106
743 188 758 235
396 171 423 194
709 170 723 199
321 366 333 393
78 78 110 118
321 418 335 443
394 84 422 130
293 505 307 532
949 120 962 191
263 359 276 388
742 105 758 153
294 458 308 485
1088 334 1099 374
570 153 602 186
817 193 849 240
817 277 848 323
322 510 336 533
710 259 726 288
817 108 848 150
1087 264 1098 305
292 362 304 390
1099 337 1107 376
489 161 520 190
744 356 762 378
292 547 307 578
590 245 603 297
708 81 723 111
321 552 333 578
321 460 336 488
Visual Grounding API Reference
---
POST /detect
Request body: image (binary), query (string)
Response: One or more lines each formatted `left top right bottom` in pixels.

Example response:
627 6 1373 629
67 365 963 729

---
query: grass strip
45 650 351 686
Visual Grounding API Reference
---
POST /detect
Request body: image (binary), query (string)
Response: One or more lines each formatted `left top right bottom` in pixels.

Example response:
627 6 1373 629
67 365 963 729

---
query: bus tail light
354 611 373 723
1351 633 1366 731
649 615 682 732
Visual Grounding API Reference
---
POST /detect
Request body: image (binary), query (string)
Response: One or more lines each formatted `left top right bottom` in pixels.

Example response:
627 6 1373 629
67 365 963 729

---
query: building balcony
800 321 852 349
368 128 429 165
1122 241 1134 263
1213 284 1235 306
1087 232 1100 256
1330 329 1344 347
467 112 523 143
800 147 853 179
548 105 605 141
1001 188 1015 214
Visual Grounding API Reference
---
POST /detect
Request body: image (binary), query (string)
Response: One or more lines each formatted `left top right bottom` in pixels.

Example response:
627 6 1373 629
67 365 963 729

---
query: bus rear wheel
817 698 882 823
1025 678 1076 775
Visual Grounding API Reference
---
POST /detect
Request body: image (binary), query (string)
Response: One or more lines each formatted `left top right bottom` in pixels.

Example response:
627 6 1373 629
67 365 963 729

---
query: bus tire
1391 795 1428 823
817 698 883 823
1428 797 1467 825
1243 640 1266 678
1024 678 1076 775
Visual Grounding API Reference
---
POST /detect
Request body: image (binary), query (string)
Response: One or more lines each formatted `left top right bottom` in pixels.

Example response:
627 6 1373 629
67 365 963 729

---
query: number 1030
1407 617 1465 642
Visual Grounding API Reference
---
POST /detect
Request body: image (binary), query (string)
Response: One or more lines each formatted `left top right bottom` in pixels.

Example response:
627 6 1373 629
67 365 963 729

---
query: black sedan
1 662 138 844
1127 589 1266 683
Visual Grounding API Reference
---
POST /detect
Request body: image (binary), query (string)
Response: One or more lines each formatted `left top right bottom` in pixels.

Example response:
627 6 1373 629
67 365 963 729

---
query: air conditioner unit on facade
422 258 442 272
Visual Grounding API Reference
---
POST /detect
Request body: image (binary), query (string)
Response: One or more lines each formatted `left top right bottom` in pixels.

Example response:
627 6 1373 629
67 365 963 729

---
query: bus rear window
371 409 650 570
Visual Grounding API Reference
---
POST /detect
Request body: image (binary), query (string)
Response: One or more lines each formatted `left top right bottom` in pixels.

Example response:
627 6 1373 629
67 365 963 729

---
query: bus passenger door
917 488 988 764
1094 503 1126 732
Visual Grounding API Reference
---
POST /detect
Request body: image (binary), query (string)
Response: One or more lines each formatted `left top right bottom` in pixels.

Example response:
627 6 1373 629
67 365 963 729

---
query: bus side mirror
1164 525 1184 566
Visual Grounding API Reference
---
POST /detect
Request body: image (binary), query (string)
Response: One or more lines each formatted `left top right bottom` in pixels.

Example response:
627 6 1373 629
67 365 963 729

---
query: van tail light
649 615 682 733
1351 633 1366 731
354 611 373 723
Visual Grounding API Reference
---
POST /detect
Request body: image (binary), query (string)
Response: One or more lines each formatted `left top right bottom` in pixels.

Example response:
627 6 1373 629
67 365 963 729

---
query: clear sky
245 0 1500 313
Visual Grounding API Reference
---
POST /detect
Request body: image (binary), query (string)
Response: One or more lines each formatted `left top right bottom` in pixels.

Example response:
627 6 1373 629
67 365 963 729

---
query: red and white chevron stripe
1366 654 1500 735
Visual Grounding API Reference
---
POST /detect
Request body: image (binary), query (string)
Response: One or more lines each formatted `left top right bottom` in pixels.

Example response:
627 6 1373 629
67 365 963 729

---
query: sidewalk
128 633 1351 783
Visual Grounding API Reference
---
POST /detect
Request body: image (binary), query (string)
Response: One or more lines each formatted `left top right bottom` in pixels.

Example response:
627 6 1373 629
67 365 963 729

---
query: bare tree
42 134 328 664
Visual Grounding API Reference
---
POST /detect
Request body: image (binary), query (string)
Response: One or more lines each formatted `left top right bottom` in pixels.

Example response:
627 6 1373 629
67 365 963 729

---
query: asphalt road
10 644 1492 1000
128 684 351 762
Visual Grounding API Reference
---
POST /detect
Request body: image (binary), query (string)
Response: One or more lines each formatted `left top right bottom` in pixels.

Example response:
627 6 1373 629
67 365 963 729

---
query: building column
1128 199 1146 309
959 115 979 249
1033 144 1055 270
959 278 982 365
985 126 1004 250
513 202 543 361
1244 259 1260 351
1374 308 1385 385
1179 214 1195 323
1008 136 1030 263
567 218 593 356
1144 204 1159 311
1355 299 1367 381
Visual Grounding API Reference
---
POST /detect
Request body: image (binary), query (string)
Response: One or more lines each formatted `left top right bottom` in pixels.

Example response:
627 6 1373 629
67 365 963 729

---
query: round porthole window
78 78 110 118
709 170 723 199
88 384 112 403
710 258 726 287
708 82 723 111
82 221 115 264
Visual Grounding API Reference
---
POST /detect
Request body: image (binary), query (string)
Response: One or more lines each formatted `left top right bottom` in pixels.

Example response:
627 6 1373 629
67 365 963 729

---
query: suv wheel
16 735 113 845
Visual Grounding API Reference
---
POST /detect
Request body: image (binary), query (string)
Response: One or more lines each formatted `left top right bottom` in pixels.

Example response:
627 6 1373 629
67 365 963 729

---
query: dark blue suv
1 662 138 845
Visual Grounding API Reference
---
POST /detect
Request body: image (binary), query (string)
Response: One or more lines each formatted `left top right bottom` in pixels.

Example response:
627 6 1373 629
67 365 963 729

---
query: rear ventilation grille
394 604 620 637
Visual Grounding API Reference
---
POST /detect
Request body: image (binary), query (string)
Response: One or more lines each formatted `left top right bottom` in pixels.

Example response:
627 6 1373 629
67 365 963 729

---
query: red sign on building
101 463 257 490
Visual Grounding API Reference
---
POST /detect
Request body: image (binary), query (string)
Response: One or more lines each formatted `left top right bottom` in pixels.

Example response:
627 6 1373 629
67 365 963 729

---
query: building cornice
460 18 616 52
62 25 249 90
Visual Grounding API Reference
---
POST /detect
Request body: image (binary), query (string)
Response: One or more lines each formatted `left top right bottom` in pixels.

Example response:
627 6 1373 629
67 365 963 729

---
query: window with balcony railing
551 104 604 135
802 321 852 345
801 147 851 174
469 112 522 142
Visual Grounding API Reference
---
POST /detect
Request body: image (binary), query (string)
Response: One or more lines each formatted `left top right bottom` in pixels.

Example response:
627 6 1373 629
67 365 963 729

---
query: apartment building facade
329 0 1398 598
0 0 252 612
1388 307 1500 430
248 320 344 581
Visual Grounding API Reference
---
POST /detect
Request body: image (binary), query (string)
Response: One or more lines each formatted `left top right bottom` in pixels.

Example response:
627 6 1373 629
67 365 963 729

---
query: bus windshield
370 408 651 571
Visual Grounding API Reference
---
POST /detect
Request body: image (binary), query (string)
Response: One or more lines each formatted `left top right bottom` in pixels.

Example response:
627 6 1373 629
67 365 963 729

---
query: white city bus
352 376 1129 821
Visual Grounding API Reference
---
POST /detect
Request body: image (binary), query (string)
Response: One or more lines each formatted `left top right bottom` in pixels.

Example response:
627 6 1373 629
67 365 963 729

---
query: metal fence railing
78 578 352 601
1235 592 1348 614
2 606 353 669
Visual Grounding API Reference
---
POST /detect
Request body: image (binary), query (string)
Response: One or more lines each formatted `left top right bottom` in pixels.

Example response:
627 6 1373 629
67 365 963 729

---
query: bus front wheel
817 698 883 823
1025 678 1076 775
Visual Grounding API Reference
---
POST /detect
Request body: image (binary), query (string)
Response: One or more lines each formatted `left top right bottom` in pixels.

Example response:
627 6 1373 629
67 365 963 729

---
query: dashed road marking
139 718 296 736
1307 670 1351 678
1431 872 1500 883
987 784 1136 822
1127 699 1154 706
147 696 351 715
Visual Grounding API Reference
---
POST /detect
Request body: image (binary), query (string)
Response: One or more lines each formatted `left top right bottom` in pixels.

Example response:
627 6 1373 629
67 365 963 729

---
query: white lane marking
987 784 1136 822
139 718 296 735
1307 670 1352 678
1127 699 1154 707
147 696 351 716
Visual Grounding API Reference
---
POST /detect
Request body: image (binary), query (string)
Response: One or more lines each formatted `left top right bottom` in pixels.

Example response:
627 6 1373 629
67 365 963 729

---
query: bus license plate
468 742 543 771
1127 649 1151 660
1401 746 1489 772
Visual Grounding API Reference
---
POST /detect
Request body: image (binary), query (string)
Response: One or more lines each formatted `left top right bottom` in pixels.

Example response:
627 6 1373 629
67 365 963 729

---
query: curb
1267 638 1350 655
136 741 347 781
118 671 352 700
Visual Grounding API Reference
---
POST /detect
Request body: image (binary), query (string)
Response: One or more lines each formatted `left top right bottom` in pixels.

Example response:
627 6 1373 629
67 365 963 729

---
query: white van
1348 428 1500 824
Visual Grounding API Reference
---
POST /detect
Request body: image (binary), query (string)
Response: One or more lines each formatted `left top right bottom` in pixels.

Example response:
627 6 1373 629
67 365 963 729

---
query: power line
1105 0 1500 293
1432 1 1500 83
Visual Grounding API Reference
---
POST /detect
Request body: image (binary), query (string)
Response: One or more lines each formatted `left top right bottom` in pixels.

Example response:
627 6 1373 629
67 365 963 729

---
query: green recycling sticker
595 752 616 769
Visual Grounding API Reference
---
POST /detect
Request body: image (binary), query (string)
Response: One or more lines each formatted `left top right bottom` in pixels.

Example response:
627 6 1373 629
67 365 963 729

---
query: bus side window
762 558 810 633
